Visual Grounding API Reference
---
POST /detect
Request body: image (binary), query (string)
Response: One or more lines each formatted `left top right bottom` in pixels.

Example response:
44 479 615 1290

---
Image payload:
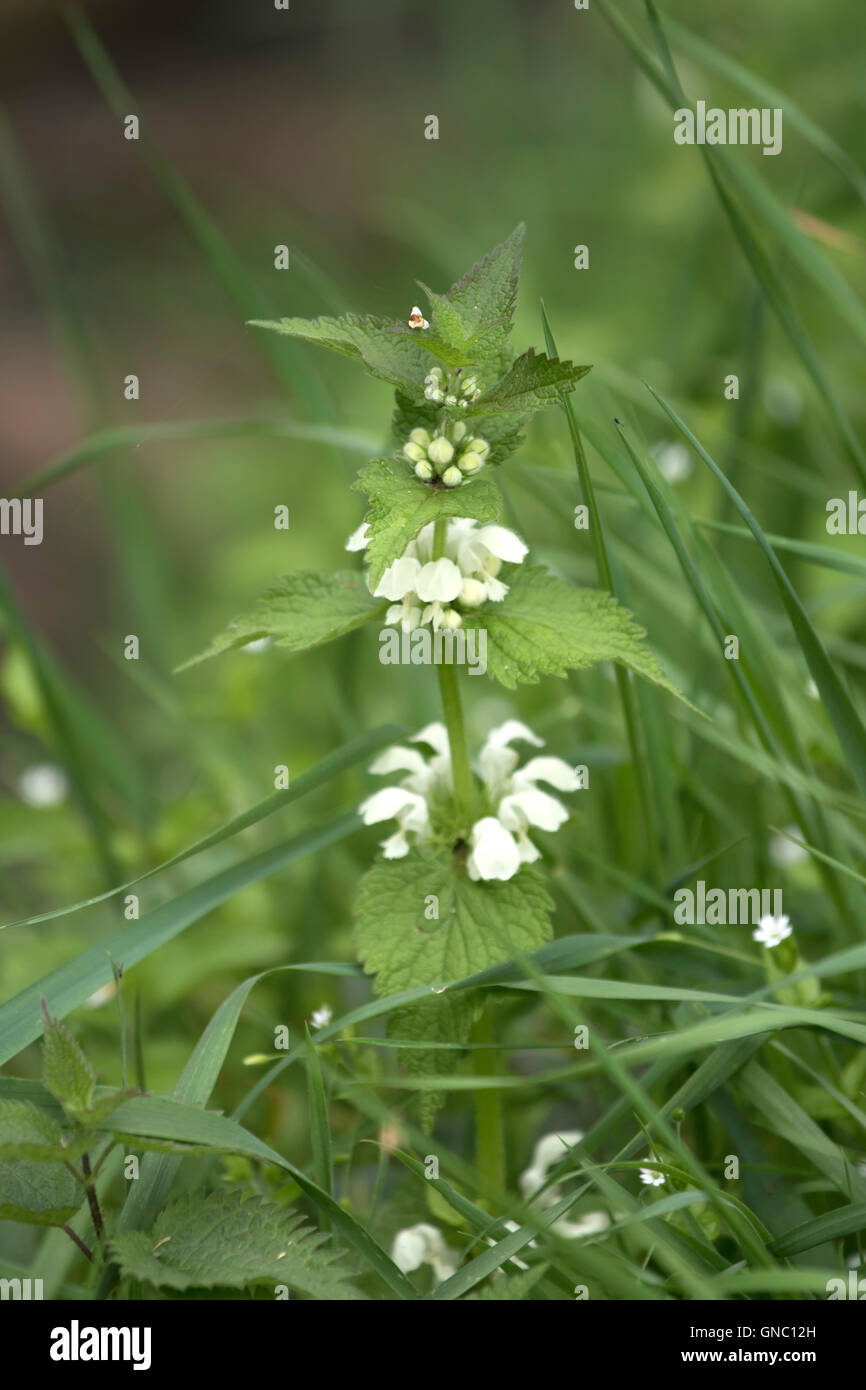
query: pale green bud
414 460 434 481
403 441 426 464
441 608 462 629
441 465 463 488
427 436 454 466
460 375 478 396
445 394 458 407
458 451 483 474
409 427 431 448
459 578 485 607
467 436 490 458
451 420 467 443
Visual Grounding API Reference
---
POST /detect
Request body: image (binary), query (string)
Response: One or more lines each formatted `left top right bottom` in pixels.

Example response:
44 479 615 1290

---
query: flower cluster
358 718 579 879
423 364 481 407
347 516 527 632
402 421 490 488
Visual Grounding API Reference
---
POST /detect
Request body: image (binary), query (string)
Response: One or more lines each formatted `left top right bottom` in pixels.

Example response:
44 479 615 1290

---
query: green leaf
354 459 502 588
0 1100 84 1163
354 851 554 997
463 1265 547 1299
461 566 688 698
391 994 479 1131
110 1190 363 1298
41 1005 96 1122
470 348 591 415
0 1124 81 1227
248 313 431 392
437 224 524 359
177 571 384 671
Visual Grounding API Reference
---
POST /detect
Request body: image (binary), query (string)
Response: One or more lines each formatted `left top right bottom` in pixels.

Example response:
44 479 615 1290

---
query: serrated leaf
463 1265 548 1300
438 224 525 359
248 313 430 392
354 459 502 588
354 851 554 997
41 1005 96 1122
177 571 384 671
110 1190 363 1299
470 348 591 416
461 566 688 699
0 1129 82 1227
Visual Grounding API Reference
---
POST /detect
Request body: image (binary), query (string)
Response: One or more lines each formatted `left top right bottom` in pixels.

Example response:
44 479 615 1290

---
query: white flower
518 1130 610 1240
352 518 527 634
18 764 69 809
85 981 117 1010
467 722 578 882
359 719 575 875
345 521 371 552
358 725 451 857
639 1165 665 1187
753 913 793 949
311 1004 332 1030
407 306 429 330
391 1223 459 1285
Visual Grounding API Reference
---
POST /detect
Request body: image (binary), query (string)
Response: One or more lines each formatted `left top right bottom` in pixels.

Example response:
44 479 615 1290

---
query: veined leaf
110 1190 363 1299
248 313 431 393
41 1006 96 1122
354 458 502 588
470 348 591 415
462 565 688 700
437 223 524 358
177 571 384 671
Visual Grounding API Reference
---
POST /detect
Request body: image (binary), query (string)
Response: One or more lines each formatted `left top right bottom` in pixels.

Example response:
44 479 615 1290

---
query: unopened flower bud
458 451 483 474
403 441 426 464
451 420 467 443
441 465 463 488
459 578 485 606
441 608 462 629
461 375 478 396
414 460 434 481
427 436 454 466
467 437 490 459
445 394 458 407
409 427 431 448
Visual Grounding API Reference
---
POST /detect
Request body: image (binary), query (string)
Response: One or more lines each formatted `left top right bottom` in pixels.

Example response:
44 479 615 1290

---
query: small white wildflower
639 1165 665 1187
18 764 69 809
311 1004 332 1030
345 521 371 552
391 1223 459 1286
769 827 808 868
407 306 429 330
753 913 793 949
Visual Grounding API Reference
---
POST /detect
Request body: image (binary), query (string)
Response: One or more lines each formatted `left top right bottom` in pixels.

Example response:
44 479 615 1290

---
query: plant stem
432 516 476 828
62 1225 94 1262
81 1152 105 1245
471 1009 506 1193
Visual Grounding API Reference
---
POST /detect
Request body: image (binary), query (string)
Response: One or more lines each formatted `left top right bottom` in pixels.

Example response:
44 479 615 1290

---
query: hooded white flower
391 1223 459 1286
518 1130 610 1240
358 724 451 858
345 517 528 633
359 720 576 877
753 913 793 949
467 722 578 881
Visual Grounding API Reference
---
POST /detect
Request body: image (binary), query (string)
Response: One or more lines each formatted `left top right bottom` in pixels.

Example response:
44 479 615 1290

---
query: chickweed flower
402 420 491 487
753 913 793 948
347 517 527 633
359 718 578 879
639 1164 665 1187
310 1004 332 1030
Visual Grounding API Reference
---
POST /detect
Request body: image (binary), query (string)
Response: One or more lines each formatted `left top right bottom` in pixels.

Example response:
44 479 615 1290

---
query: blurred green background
1 0 865 1256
